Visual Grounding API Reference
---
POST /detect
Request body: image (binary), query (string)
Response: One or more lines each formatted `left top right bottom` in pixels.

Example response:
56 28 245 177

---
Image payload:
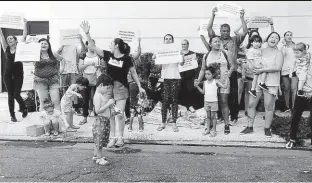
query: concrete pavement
0 92 311 149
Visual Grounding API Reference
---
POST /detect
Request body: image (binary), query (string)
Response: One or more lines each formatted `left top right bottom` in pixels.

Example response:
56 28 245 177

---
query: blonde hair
293 42 307 53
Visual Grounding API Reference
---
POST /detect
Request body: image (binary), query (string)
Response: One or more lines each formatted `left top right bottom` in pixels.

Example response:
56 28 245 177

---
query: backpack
203 50 230 69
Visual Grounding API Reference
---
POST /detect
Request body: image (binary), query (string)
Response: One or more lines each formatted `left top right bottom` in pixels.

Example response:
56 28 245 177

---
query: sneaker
258 83 268 91
107 138 117 148
115 137 124 147
224 125 230 135
285 139 295 149
202 129 210 136
96 158 110 166
75 109 82 116
264 128 272 138
209 130 217 137
217 118 224 124
297 90 304 96
53 131 59 136
230 119 238 126
11 116 17 122
248 90 257 98
45 132 51 136
22 109 28 118
239 127 254 135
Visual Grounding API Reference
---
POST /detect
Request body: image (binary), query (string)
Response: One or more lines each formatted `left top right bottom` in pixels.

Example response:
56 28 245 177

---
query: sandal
188 106 196 113
172 125 179 132
96 158 110 166
78 119 87 125
202 130 210 136
209 130 217 137
286 139 295 149
72 125 80 129
157 125 166 131
66 128 77 132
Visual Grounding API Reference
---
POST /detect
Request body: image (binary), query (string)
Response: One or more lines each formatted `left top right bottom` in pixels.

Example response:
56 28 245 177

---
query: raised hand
240 9 245 18
80 21 90 34
212 7 218 16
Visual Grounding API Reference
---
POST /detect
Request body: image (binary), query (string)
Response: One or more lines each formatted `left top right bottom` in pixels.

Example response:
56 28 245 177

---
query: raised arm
0 28 8 52
80 21 104 58
236 9 248 43
200 35 211 51
21 18 28 43
207 7 218 38
132 37 141 60
268 18 275 32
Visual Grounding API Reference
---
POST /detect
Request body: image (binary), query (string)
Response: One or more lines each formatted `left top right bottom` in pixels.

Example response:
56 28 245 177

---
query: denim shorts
34 75 59 91
113 81 129 101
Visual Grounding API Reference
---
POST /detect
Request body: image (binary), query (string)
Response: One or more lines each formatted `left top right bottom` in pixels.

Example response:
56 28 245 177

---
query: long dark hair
38 38 57 61
113 38 127 54
266 32 281 42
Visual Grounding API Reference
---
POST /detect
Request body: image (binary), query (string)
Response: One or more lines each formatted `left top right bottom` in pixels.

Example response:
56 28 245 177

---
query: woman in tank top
279 31 297 112
240 32 284 138
195 35 234 135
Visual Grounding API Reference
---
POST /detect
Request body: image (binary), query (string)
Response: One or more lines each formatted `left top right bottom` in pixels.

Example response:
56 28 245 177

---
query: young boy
92 73 116 166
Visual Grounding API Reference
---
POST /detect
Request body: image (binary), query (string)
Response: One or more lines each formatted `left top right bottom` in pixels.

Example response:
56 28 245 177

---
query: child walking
291 42 311 97
246 35 267 98
92 74 116 166
60 76 89 132
40 99 66 136
196 66 229 137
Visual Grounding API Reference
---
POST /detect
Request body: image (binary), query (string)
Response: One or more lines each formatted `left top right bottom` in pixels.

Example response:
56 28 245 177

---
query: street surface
0 141 312 182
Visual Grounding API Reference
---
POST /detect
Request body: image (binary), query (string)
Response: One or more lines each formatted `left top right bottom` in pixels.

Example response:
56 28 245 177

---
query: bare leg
282 76 291 109
219 94 229 125
291 77 299 109
115 99 127 138
251 75 259 90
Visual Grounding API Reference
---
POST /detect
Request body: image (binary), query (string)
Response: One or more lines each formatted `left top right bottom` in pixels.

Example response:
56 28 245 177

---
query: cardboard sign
118 30 136 43
198 19 219 36
178 54 198 72
60 29 80 45
154 43 182 65
0 12 25 29
22 62 35 91
216 2 243 17
15 42 41 62
248 16 270 28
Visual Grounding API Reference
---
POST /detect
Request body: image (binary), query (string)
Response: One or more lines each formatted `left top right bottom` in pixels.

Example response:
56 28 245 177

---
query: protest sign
248 16 270 28
198 19 219 36
118 30 136 43
60 29 80 45
178 54 198 72
154 43 182 65
22 62 35 91
216 2 243 17
0 12 25 29
15 42 41 62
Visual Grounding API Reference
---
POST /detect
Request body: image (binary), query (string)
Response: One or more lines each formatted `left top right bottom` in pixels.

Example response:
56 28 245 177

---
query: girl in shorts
196 66 229 137
60 77 89 132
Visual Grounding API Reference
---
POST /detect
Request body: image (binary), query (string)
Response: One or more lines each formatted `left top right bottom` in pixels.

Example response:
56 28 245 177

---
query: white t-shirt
204 79 218 102
83 54 100 74
161 63 181 79
61 45 79 74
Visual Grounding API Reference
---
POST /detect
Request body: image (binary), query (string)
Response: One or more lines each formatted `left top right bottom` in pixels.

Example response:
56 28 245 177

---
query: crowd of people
1 7 312 165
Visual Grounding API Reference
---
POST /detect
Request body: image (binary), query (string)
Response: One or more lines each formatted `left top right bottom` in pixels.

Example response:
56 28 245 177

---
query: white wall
1 1 312 53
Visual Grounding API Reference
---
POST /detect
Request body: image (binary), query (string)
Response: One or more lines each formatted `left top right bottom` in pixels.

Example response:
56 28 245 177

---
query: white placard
154 43 182 65
118 30 137 43
178 54 198 72
248 16 270 28
216 2 243 17
15 42 41 62
198 19 218 36
60 29 80 45
22 62 35 91
0 12 24 29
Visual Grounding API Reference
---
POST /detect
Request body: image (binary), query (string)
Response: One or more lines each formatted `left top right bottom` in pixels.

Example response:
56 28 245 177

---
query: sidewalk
0 92 311 149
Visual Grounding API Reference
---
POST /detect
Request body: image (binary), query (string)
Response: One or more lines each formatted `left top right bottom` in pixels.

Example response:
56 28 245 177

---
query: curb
1 136 311 151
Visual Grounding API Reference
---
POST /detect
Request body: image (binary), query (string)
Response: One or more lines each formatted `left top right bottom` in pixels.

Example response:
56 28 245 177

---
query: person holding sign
0 18 28 122
207 6 248 124
178 39 199 113
195 35 234 135
80 21 145 148
154 34 182 132
240 32 283 137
